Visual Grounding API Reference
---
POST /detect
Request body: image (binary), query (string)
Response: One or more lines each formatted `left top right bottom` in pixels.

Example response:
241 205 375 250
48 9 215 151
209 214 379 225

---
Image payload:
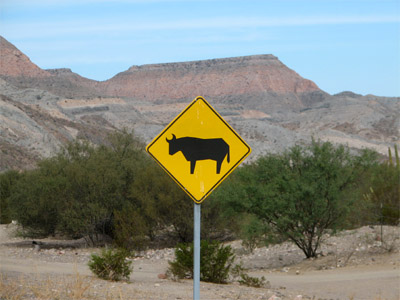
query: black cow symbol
166 134 230 174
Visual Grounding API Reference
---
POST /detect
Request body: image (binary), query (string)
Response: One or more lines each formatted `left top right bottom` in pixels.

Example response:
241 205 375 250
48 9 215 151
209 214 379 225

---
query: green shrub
238 273 267 288
168 240 235 283
238 215 266 254
113 205 149 251
363 145 400 226
9 169 61 237
88 248 132 281
0 170 20 224
231 264 268 288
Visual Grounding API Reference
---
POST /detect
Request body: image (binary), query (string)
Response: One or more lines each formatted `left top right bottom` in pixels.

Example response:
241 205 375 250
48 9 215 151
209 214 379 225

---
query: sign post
146 96 251 299
193 203 201 300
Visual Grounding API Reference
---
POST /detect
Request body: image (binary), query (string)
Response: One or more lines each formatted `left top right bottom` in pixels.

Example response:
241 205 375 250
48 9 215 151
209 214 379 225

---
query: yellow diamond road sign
146 96 251 204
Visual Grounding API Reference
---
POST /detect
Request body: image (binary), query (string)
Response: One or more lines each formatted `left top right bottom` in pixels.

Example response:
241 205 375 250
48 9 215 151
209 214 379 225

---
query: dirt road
1 250 399 299
1 224 399 299
253 265 399 300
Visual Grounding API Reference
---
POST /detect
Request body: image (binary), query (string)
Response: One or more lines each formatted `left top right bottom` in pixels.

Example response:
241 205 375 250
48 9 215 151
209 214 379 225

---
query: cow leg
190 161 196 174
216 160 222 174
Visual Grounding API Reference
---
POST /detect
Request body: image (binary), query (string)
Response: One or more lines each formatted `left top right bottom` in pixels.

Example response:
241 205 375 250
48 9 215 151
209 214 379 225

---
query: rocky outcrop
0 36 51 78
0 37 101 97
0 36 322 107
101 55 321 103
45 68 99 90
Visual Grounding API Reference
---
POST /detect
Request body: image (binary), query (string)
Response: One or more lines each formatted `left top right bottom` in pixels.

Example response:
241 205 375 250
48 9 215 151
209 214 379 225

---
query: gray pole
193 203 201 300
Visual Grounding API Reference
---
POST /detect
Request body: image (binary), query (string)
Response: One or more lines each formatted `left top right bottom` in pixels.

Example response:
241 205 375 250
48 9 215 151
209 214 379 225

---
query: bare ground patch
1 224 399 300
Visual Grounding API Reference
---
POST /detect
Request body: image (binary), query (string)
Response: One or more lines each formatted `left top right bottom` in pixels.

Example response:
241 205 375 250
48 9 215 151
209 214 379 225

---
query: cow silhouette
166 134 230 174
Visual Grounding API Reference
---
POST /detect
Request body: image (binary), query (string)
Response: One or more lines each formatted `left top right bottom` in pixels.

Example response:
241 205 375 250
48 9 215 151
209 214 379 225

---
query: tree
364 145 400 225
56 130 147 243
10 168 64 236
0 170 21 224
9 130 148 242
124 158 226 247
216 140 375 258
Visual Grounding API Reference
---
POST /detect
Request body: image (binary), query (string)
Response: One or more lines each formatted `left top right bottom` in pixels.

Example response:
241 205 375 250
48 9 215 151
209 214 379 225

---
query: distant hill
101 54 321 101
0 36 398 171
0 36 51 78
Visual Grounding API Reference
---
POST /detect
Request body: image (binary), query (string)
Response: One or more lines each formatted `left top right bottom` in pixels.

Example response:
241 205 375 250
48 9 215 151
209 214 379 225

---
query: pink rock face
0 36 51 78
0 36 320 101
102 55 320 100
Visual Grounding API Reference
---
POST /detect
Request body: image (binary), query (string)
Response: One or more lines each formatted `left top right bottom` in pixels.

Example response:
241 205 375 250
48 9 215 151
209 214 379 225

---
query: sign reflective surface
146 96 251 203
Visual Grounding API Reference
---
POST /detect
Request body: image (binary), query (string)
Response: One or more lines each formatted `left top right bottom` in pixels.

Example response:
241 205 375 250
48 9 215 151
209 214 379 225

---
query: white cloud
2 14 398 40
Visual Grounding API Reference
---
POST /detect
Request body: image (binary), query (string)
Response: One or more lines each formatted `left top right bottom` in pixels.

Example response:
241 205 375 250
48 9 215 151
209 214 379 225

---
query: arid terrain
1 35 399 171
1 35 399 300
1 224 399 300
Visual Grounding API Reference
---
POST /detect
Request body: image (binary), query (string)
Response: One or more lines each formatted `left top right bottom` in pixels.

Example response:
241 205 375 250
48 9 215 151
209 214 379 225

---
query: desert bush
0 170 20 224
9 168 63 237
215 140 377 258
88 248 132 281
4 130 227 245
131 160 226 245
230 263 268 288
130 161 191 242
363 145 400 226
236 215 267 253
238 273 267 288
168 240 235 283
57 131 147 241
9 130 149 242
113 204 149 251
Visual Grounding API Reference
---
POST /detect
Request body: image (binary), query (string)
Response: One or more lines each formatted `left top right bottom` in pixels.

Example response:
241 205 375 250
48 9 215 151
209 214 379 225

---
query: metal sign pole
193 203 201 300
145 96 251 299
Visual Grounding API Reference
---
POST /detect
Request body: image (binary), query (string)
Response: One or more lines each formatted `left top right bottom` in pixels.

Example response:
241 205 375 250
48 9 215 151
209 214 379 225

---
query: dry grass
0 272 92 300
0 274 26 300
0 272 124 300
1 272 396 300
0 272 164 300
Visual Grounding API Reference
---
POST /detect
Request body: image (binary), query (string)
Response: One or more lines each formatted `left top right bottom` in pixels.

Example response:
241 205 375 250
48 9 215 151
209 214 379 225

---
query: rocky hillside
101 55 320 100
0 36 398 171
0 36 50 78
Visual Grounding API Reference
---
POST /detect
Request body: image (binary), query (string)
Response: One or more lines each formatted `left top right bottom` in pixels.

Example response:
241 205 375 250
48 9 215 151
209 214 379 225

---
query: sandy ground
1 224 399 300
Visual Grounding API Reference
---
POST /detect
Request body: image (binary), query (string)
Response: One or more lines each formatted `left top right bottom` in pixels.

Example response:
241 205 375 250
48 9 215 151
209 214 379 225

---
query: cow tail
227 146 230 163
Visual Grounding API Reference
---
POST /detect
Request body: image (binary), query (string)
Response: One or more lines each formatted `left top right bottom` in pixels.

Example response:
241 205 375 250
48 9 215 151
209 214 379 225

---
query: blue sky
1 0 399 97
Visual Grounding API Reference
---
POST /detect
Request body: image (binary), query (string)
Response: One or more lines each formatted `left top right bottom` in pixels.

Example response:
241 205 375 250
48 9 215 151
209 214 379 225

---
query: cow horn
166 134 176 142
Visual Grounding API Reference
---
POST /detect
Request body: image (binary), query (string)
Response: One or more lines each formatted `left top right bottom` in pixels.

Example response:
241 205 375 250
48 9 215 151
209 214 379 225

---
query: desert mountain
0 36 51 78
101 55 320 100
0 36 398 171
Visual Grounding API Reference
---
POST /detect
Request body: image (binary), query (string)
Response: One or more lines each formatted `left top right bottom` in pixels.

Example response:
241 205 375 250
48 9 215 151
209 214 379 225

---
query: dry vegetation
1 225 399 300
0 272 138 300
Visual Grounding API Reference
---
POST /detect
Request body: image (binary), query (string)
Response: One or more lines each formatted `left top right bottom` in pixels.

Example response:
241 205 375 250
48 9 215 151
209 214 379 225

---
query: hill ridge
0 35 398 171
0 36 51 78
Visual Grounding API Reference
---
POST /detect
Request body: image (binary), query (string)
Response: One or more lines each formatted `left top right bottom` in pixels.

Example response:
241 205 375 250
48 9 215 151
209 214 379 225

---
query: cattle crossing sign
146 96 251 204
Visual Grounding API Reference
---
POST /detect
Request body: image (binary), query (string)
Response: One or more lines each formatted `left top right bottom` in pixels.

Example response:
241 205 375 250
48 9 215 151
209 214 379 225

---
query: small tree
8 130 148 241
0 170 20 224
131 160 225 244
9 169 62 236
113 203 149 251
364 145 400 225
216 140 374 258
